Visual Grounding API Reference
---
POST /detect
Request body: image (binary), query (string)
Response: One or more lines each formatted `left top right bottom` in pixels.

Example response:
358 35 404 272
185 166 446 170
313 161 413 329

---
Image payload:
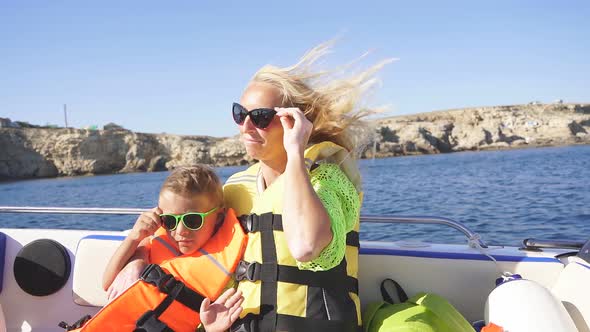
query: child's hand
129 207 162 241
200 288 244 332
106 259 145 301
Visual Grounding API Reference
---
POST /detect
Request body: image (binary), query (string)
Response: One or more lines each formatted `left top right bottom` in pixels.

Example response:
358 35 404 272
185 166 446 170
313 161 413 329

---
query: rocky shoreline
1 103 589 180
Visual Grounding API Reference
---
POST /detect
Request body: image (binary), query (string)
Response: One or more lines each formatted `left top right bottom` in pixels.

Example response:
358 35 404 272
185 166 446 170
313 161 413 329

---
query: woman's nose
241 114 256 131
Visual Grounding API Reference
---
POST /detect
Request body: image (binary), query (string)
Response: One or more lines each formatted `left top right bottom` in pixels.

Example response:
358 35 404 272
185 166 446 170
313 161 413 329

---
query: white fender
485 278 577 332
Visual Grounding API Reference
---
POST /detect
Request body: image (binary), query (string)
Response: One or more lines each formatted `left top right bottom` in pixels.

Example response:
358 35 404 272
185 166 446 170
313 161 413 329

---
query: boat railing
361 215 487 248
0 206 145 215
522 238 585 250
0 206 488 248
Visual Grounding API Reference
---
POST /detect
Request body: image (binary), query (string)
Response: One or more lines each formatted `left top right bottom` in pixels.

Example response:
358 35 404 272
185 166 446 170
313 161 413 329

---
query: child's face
158 190 222 255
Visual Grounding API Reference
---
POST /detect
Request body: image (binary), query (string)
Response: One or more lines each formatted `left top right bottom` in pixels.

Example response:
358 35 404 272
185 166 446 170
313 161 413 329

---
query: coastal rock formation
1 103 589 179
0 128 250 179
366 103 590 158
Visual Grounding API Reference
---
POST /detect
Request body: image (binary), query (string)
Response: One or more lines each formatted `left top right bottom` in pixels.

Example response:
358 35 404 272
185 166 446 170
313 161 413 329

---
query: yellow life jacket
70 209 247 332
224 142 362 332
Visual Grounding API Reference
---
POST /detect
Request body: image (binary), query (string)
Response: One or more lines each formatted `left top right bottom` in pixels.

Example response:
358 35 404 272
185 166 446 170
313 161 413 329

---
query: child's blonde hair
160 165 223 206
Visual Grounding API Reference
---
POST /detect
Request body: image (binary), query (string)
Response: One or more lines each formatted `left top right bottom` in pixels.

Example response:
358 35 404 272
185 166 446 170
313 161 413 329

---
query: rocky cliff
366 103 590 158
0 128 250 179
1 103 589 179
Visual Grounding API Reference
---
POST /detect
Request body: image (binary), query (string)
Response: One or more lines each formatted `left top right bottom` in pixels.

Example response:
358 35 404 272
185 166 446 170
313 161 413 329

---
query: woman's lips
242 136 262 144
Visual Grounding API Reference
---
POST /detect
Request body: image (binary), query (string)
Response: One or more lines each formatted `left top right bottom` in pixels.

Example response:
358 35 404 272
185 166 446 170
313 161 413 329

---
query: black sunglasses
232 102 277 129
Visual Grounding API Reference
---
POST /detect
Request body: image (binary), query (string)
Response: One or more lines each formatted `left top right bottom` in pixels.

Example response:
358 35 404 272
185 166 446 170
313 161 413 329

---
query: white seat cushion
553 258 590 332
0 302 6 332
73 235 125 307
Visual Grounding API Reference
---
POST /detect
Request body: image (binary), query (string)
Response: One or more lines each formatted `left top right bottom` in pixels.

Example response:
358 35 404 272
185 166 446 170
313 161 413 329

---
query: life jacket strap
134 309 174 332
230 313 260 332
58 315 91 331
232 313 361 332
346 231 359 247
139 264 206 312
235 260 358 293
239 213 360 248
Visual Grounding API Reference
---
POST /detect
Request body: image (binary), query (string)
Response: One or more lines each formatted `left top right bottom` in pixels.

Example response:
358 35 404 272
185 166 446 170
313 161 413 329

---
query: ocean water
1 145 589 246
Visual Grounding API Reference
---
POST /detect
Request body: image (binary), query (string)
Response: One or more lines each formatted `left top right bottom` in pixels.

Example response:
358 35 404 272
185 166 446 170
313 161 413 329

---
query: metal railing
361 215 486 248
0 206 487 247
522 238 585 250
0 206 144 215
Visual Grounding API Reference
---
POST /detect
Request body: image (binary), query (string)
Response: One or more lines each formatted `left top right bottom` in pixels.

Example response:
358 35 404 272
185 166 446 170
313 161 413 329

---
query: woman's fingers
277 107 312 134
277 108 306 127
279 113 295 130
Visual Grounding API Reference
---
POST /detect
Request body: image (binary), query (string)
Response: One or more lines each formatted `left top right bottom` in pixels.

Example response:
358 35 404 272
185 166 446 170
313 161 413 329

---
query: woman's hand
276 107 313 157
106 259 146 301
129 207 162 242
200 288 244 332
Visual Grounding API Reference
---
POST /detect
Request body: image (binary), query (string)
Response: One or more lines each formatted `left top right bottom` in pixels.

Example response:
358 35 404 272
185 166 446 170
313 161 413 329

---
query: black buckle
140 264 166 283
235 260 258 281
134 310 171 332
58 315 92 331
230 316 259 332
239 214 256 233
140 264 176 293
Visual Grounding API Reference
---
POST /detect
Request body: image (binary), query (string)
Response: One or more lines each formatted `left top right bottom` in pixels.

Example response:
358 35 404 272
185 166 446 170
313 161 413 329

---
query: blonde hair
251 40 392 153
160 165 223 206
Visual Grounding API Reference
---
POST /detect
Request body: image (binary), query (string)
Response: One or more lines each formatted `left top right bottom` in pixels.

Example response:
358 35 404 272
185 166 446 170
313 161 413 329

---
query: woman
224 41 391 332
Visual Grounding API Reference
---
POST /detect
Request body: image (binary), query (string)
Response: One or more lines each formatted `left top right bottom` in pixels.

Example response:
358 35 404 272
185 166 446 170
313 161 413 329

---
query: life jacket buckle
140 264 166 283
230 316 259 332
58 315 91 331
140 264 177 293
134 310 171 332
239 214 256 233
235 260 257 281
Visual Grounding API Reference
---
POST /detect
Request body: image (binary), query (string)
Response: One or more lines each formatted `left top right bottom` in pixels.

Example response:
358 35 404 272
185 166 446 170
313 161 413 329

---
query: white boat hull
0 228 587 331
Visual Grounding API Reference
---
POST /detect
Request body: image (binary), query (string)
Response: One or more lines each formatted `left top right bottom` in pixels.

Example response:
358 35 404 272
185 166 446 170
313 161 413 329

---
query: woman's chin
244 145 265 159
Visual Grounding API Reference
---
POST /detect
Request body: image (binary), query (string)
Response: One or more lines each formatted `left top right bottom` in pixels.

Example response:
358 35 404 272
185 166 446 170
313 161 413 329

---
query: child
97 165 245 332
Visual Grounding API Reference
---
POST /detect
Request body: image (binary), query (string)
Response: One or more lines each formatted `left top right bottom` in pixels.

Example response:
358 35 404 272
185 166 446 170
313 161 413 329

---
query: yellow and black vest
224 142 362 332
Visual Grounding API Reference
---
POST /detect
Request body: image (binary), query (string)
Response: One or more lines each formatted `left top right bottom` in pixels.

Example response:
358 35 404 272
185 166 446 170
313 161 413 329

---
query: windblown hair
251 40 392 153
160 165 223 206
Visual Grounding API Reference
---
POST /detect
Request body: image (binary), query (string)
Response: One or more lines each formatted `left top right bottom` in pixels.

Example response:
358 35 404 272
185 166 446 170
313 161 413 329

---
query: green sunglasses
159 207 219 231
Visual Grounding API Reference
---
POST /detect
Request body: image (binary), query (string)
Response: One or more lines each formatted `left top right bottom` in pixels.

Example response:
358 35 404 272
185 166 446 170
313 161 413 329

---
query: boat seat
0 302 5 332
0 232 6 332
552 258 590 332
73 234 125 307
0 232 5 294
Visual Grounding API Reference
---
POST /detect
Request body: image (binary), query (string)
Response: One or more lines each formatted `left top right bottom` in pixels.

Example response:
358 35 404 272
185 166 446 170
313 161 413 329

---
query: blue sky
1 1 588 137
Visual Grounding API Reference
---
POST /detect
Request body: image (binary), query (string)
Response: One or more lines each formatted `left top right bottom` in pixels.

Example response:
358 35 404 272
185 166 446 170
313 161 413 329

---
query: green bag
363 280 475 332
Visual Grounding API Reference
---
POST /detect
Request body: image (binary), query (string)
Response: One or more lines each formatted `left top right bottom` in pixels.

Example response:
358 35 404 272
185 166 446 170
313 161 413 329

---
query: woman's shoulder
224 163 259 185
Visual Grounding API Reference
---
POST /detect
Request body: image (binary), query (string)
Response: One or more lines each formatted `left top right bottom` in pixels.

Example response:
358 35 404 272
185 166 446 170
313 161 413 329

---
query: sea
1 145 589 247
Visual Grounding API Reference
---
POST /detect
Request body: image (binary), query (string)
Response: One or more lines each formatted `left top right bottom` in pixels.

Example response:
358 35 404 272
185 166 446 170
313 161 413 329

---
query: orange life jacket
71 208 247 332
